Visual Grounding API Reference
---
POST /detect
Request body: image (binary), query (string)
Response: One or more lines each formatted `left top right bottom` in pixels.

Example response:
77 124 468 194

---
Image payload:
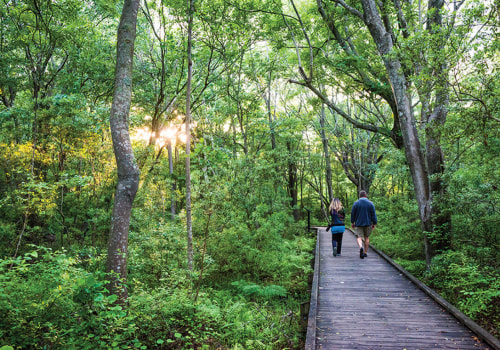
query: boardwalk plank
313 228 493 350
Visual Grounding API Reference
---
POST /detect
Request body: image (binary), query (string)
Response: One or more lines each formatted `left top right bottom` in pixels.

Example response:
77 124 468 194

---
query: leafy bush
371 195 425 262
0 247 139 350
230 280 287 300
425 250 500 336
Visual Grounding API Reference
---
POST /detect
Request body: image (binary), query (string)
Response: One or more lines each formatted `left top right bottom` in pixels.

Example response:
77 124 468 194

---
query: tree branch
290 0 314 81
332 0 364 19
289 78 389 137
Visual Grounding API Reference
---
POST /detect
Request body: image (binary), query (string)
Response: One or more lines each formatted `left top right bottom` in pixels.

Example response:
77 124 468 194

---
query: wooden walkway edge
305 227 320 350
369 237 500 350
305 227 500 350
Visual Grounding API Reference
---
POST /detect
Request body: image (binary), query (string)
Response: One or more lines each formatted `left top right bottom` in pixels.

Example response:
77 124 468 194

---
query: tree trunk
287 142 300 221
319 104 333 203
185 0 195 272
167 140 176 221
106 0 140 303
265 48 276 150
423 0 451 255
337 129 381 195
360 0 433 265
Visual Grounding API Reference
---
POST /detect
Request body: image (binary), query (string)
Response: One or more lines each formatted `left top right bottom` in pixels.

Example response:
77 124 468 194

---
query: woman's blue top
330 209 345 233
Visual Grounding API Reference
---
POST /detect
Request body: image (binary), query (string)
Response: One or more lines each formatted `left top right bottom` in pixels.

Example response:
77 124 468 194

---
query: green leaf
94 293 104 302
107 294 118 303
156 339 164 344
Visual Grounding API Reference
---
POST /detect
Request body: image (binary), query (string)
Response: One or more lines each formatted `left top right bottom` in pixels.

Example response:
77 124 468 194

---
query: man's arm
371 203 377 229
351 203 357 228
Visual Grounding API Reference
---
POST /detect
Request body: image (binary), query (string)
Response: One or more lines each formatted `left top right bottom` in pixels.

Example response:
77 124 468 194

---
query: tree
286 0 487 265
185 0 195 271
106 0 141 302
319 104 333 203
336 129 383 195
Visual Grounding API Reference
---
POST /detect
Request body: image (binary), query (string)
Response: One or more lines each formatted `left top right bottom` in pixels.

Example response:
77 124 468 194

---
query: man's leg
355 227 366 259
357 236 365 259
363 225 373 257
357 236 364 249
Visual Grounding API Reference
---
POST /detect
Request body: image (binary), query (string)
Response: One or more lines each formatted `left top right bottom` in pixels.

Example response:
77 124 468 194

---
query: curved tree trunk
360 0 434 266
106 0 140 303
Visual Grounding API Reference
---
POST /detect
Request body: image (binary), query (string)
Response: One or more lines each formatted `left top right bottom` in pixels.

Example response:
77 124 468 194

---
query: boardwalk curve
305 227 499 350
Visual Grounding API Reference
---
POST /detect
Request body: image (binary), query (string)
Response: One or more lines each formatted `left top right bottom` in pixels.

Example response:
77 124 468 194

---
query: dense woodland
0 0 499 348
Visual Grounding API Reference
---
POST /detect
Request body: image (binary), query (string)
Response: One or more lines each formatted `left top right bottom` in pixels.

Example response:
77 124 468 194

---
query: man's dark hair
359 190 368 198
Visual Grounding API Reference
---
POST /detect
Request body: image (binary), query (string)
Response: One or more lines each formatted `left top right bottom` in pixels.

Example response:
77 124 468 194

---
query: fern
231 280 287 300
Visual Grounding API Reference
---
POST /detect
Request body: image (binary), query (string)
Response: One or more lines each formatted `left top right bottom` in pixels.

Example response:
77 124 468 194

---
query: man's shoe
363 253 368 258
360 248 364 259
333 249 337 257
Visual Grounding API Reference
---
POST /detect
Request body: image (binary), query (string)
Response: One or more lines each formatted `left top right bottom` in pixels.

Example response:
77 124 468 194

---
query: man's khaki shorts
354 225 372 239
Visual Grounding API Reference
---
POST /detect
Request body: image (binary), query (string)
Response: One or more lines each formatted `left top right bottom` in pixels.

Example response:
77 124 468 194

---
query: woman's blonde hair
329 197 343 213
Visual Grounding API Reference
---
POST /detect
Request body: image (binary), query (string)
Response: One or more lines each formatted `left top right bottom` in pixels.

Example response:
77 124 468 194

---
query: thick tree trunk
423 92 449 257
361 0 433 265
106 0 140 303
424 0 451 255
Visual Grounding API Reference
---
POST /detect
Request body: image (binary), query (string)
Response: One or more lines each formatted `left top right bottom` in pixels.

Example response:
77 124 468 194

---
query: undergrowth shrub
128 218 187 290
0 247 139 350
425 250 500 336
230 280 287 300
128 285 304 349
370 195 424 264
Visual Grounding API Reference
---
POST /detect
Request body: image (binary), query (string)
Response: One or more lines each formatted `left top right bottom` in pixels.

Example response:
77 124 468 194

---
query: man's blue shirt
351 197 377 226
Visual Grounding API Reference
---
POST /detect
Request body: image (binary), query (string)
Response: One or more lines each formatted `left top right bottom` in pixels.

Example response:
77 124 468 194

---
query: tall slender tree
186 0 195 272
319 104 333 203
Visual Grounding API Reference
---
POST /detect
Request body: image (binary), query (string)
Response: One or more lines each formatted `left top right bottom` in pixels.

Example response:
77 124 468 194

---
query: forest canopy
0 0 499 348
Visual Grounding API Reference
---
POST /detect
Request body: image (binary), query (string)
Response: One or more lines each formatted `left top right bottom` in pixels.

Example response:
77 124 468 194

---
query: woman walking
329 198 346 257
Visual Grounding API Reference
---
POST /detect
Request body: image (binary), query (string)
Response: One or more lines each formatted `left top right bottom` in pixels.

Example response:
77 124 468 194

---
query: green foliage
231 280 287 300
127 285 304 349
0 0 499 345
425 251 500 333
0 247 138 349
370 195 424 262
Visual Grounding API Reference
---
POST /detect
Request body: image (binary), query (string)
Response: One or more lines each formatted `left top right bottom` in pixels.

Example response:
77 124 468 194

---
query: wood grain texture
309 228 494 350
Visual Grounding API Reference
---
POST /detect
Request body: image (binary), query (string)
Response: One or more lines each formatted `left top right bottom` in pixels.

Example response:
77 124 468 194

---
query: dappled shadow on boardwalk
313 228 490 350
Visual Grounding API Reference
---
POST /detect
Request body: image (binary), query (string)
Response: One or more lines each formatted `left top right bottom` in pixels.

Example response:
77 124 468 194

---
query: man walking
351 190 377 259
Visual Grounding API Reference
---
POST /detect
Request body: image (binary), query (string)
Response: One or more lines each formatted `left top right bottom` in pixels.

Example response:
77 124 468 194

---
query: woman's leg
331 234 338 256
337 231 344 255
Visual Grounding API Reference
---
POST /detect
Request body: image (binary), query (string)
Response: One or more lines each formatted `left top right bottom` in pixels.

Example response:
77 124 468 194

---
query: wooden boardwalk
306 228 498 350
